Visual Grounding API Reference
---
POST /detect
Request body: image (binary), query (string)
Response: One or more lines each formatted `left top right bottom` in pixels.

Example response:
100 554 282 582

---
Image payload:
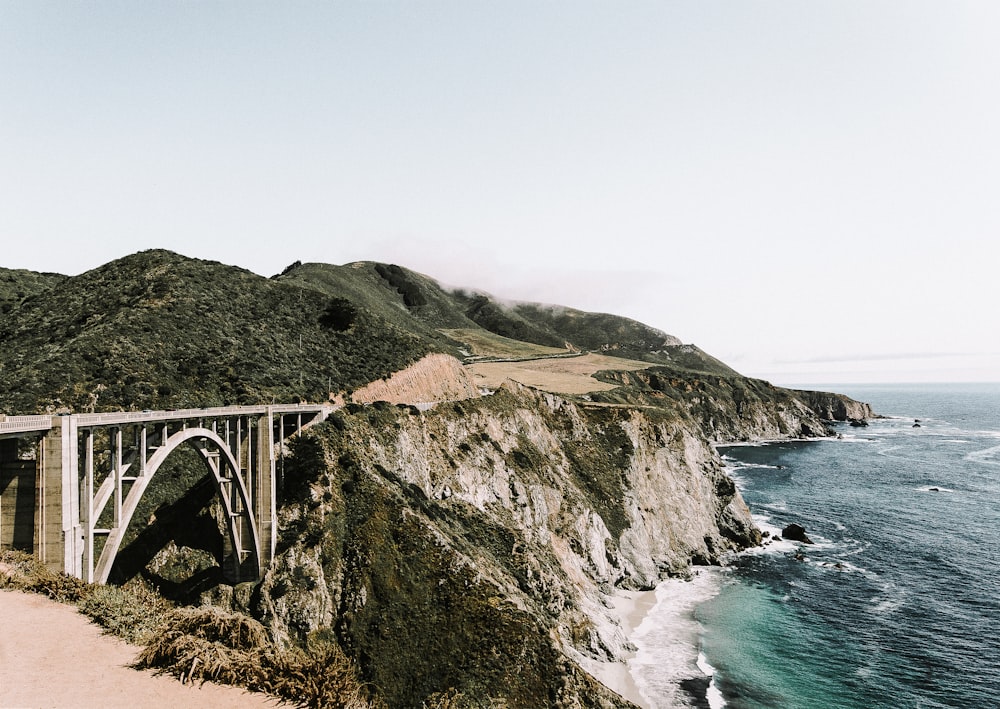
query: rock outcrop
781 523 814 544
590 369 839 442
792 389 875 422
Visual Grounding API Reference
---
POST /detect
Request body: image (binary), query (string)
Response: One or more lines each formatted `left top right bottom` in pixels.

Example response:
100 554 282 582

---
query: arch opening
93 427 261 586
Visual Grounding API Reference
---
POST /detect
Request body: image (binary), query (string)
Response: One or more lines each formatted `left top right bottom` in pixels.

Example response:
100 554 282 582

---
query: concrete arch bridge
0 404 332 584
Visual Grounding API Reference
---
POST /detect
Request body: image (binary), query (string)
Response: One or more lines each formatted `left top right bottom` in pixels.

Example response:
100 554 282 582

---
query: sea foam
628 570 726 708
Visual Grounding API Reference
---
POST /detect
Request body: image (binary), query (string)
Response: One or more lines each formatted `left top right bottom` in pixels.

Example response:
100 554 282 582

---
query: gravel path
0 589 284 709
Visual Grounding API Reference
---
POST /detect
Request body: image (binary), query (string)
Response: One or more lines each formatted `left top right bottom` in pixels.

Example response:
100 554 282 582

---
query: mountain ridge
0 249 745 414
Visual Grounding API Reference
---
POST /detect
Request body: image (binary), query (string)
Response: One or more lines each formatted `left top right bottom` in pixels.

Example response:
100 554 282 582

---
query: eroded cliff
245 382 794 707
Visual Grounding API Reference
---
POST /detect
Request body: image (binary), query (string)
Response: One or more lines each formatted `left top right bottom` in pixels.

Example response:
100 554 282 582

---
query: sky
2 1 999 386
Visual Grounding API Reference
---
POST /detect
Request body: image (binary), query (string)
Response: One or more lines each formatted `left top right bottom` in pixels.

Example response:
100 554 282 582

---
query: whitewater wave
965 443 1000 466
629 571 726 709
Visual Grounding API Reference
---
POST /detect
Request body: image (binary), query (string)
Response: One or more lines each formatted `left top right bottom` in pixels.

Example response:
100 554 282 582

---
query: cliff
792 388 876 422
242 382 791 707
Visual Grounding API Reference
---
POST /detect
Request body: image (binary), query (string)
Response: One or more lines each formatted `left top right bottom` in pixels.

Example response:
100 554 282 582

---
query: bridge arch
14 403 330 582
92 427 262 585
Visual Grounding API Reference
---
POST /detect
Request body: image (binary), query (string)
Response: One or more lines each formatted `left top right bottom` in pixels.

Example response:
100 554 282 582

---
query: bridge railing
72 403 334 428
0 415 54 435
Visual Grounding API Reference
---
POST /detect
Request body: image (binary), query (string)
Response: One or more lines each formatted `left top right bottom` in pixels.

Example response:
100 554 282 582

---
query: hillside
0 267 66 315
0 249 873 707
0 251 434 413
274 260 735 375
0 251 743 414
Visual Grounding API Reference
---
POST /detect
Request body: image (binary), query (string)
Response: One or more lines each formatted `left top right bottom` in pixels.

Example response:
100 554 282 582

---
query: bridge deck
0 415 54 437
0 404 332 437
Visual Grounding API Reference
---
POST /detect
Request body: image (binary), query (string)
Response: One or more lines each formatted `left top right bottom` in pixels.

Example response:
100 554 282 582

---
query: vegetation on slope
0 251 432 413
0 267 67 316
0 549 383 708
279 260 736 376
259 396 638 708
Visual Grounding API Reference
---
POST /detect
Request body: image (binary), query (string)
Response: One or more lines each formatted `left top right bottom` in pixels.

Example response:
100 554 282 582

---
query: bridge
0 404 332 584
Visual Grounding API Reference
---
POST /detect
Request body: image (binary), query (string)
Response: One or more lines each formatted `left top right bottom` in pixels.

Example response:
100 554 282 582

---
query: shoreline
583 570 726 708
578 588 658 708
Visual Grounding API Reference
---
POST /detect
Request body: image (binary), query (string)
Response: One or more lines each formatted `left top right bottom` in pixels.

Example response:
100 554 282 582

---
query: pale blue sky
3 2 998 385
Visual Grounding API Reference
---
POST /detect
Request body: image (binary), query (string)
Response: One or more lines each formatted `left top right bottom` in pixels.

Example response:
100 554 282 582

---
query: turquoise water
701 383 1000 709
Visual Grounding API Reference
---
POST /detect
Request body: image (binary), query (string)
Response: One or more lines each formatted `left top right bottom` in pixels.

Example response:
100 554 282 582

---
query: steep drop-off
230 379 862 706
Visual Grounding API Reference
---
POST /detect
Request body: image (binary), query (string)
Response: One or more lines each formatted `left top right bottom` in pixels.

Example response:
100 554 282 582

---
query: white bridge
0 404 332 584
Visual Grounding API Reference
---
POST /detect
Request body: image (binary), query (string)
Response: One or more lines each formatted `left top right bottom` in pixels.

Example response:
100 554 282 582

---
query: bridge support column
1 439 36 552
37 419 82 577
256 409 276 572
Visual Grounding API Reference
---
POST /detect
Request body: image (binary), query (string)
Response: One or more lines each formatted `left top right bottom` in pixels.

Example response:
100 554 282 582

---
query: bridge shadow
108 474 227 603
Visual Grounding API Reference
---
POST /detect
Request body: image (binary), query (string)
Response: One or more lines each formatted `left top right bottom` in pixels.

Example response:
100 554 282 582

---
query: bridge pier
257 408 276 572
0 439 35 552
37 418 82 577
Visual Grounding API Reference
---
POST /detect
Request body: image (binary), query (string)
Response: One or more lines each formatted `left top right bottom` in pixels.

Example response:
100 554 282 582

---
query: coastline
583 570 726 708
578 588 658 708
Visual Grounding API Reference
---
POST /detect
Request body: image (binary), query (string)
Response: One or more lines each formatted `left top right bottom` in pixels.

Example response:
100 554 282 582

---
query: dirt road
0 589 284 709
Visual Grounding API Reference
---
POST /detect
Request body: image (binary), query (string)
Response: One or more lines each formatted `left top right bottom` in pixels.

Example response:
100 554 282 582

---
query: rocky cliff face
591 369 853 442
248 382 796 707
791 388 875 422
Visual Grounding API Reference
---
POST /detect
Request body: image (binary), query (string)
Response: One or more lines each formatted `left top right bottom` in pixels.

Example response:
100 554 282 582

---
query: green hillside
0 251 432 413
0 250 739 414
278 260 734 374
0 267 67 315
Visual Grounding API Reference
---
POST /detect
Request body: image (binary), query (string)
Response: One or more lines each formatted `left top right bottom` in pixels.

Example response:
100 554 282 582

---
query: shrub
269 642 386 709
78 579 173 645
0 549 89 603
135 606 384 708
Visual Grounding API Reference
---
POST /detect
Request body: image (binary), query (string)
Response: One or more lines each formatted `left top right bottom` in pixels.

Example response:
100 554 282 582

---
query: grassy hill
0 251 432 413
279 260 737 372
0 267 67 316
0 250 739 414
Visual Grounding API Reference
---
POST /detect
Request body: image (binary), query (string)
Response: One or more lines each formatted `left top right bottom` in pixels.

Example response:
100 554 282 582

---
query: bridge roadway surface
0 403 333 437
0 589 282 708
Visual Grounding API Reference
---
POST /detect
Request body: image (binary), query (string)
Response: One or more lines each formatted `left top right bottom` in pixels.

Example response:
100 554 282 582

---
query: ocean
629 383 1000 709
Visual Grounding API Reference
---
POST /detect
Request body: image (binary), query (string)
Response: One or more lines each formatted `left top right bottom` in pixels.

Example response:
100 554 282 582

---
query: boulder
781 523 814 544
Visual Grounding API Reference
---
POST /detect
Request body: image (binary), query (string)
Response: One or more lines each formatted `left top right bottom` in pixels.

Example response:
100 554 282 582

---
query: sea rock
781 523 814 544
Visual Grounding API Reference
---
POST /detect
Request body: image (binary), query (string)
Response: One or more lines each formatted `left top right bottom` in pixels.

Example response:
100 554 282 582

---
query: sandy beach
576 587 659 708
579 571 726 709
0 589 284 709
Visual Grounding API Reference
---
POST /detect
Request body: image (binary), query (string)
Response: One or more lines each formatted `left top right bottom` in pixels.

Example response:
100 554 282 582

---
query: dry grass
0 551 381 708
136 606 385 709
269 643 386 709
439 328 568 359
0 549 90 603
465 352 652 395
78 579 173 645
134 606 271 687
